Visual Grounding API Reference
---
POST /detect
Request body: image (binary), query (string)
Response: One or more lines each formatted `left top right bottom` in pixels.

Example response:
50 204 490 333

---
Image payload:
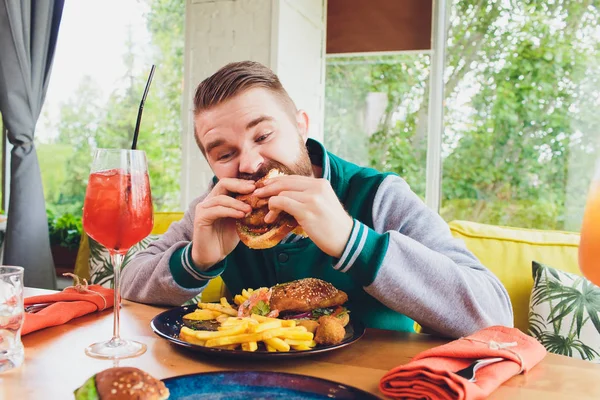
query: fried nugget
315 316 345 345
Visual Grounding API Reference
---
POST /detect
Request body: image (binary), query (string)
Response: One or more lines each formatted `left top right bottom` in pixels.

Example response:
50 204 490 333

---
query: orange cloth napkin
379 325 546 400
22 284 114 335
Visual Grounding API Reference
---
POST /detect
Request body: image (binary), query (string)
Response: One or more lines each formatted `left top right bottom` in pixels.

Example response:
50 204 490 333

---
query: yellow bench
449 220 580 332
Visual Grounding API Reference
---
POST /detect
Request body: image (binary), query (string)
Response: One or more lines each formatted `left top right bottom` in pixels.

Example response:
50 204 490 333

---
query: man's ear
296 110 310 141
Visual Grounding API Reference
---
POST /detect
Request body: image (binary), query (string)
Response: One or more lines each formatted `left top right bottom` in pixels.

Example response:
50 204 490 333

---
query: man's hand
191 178 255 271
253 176 353 258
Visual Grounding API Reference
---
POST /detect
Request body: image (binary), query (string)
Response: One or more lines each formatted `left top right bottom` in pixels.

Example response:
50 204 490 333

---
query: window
38 0 184 219
441 1 600 231
324 1 600 232
325 53 431 198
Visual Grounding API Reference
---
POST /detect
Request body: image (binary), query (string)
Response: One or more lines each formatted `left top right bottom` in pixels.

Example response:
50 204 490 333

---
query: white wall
272 0 326 142
181 0 326 209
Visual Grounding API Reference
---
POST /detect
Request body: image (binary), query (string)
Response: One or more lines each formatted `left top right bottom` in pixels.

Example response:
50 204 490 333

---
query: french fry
296 320 318 333
183 309 220 321
264 338 290 352
180 326 198 336
205 333 264 347
180 335 206 346
262 327 313 341
234 295 246 306
266 344 278 352
291 325 306 332
221 317 258 326
241 341 258 352
216 314 229 324
291 344 312 351
220 297 232 308
192 323 248 339
218 325 237 331
179 327 207 346
198 303 238 316
284 339 317 347
254 320 282 333
250 314 273 323
219 320 247 328
218 318 258 330
282 331 314 341
251 314 297 327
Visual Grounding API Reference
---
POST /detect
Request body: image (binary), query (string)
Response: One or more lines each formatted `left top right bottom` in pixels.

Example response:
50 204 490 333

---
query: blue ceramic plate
151 305 365 359
162 370 380 399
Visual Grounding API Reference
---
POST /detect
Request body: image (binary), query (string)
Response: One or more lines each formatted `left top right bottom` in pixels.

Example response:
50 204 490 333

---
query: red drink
580 181 600 286
83 169 153 254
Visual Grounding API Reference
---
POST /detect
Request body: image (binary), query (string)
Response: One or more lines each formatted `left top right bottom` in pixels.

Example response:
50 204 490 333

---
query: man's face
195 88 314 181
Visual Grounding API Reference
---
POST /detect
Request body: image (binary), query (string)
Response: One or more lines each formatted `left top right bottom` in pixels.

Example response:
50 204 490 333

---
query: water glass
0 266 24 372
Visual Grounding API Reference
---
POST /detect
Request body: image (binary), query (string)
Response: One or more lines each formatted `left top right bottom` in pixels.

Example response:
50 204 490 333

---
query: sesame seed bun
94 367 169 400
270 278 348 313
235 214 301 249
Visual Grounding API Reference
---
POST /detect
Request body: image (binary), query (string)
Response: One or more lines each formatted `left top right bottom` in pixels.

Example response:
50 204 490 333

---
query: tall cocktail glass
82 149 153 359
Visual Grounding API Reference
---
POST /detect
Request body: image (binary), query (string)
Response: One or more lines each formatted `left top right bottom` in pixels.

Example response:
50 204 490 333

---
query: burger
238 278 350 327
271 278 350 345
235 169 306 249
271 277 348 316
74 367 169 400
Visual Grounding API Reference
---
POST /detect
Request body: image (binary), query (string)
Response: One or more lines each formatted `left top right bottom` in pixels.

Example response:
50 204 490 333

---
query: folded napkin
22 277 114 335
379 325 546 400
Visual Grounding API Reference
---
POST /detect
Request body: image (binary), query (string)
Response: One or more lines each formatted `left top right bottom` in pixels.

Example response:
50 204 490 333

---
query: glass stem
111 252 124 342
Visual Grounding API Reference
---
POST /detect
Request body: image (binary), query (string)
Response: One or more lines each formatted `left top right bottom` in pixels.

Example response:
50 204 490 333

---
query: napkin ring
63 273 109 311
462 337 525 374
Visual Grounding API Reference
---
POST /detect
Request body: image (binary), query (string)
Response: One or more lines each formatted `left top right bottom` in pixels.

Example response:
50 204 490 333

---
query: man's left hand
253 176 353 258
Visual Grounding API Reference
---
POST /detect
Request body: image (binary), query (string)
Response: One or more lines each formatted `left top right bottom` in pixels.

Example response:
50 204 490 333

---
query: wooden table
2 288 600 399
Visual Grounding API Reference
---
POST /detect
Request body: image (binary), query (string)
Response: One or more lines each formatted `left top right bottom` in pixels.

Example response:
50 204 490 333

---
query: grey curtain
0 0 65 288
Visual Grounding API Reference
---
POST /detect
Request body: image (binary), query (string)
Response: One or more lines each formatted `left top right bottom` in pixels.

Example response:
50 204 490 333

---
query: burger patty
236 193 269 209
242 207 269 226
240 202 296 232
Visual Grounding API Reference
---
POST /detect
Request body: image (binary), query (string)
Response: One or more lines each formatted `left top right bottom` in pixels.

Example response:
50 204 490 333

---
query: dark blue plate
162 370 380 399
151 305 365 359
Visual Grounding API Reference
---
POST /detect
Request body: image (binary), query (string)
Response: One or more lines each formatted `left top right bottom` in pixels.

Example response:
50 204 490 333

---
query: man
121 61 513 337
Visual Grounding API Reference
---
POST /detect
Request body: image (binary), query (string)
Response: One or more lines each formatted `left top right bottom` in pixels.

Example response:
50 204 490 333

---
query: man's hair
193 61 298 154
193 61 297 117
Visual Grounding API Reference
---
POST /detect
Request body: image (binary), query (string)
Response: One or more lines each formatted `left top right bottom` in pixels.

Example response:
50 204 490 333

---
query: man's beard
238 136 313 181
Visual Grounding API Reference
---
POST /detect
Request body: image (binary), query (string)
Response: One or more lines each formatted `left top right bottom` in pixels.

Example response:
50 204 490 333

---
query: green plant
47 210 83 250
530 263 600 361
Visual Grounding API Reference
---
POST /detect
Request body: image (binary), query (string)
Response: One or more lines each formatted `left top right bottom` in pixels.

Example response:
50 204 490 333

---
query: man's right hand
191 178 255 271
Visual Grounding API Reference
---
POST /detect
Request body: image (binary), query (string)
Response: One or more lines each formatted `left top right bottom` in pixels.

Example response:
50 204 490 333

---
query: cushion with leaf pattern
528 261 600 363
88 235 201 305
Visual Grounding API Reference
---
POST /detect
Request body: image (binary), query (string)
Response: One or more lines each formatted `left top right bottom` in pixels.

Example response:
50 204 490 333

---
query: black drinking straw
131 64 156 150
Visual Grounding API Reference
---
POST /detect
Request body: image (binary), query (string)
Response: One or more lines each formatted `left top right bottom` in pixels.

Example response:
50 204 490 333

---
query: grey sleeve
121 196 206 306
365 175 513 337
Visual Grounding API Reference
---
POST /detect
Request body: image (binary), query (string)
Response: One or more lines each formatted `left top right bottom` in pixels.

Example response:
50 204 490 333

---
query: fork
454 357 504 382
24 303 51 314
